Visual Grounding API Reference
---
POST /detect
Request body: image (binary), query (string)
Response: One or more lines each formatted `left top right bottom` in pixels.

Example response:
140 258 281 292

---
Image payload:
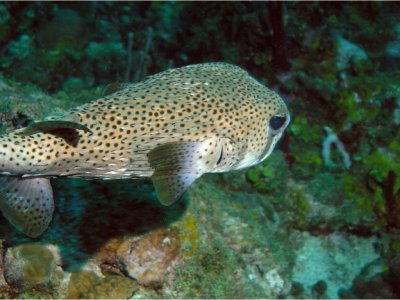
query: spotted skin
0 63 290 237
0 177 53 237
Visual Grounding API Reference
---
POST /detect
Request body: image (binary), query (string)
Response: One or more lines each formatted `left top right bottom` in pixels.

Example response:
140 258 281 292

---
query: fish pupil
269 115 287 131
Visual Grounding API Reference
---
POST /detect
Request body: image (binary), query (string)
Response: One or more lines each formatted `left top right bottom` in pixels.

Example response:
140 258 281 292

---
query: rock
311 280 328 299
15 290 54 299
308 172 345 206
350 258 395 298
0 241 7 287
66 270 97 299
263 269 286 297
221 169 248 191
117 227 181 287
92 273 138 299
66 270 139 299
3 244 63 289
289 281 305 298
291 232 380 298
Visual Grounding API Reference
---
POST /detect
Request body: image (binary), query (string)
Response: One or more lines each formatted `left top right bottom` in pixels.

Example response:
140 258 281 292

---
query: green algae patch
289 114 322 143
173 239 260 299
246 150 289 194
340 172 387 232
282 184 311 229
178 213 200 259
67 270 138 299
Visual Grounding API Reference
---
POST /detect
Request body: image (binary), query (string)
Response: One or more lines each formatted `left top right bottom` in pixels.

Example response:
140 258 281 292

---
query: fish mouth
258 134 277 163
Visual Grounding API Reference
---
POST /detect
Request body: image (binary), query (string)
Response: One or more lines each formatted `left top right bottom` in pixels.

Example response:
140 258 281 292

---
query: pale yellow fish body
0 63 290 237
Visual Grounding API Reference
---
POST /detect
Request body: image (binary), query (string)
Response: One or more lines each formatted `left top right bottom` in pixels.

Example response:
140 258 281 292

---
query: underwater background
0 1 399 299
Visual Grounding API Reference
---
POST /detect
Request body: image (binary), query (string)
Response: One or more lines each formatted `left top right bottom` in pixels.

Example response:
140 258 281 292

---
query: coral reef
0 2 399 299
291 232 380 298
3 244 62 290
66 271 139 299
117 227 181 287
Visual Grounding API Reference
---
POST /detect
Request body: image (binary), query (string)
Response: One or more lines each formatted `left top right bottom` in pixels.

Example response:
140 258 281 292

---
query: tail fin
0 177 54 237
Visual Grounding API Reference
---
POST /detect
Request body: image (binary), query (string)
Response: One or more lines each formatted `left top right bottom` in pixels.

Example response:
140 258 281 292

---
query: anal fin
0 177 54 238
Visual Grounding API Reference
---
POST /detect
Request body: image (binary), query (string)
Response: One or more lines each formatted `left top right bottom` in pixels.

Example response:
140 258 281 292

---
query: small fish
0 63 290 237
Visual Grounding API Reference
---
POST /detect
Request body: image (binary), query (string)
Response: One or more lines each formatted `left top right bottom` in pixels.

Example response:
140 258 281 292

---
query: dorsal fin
103 82 130 96
15 120 92 147
17 120 92 136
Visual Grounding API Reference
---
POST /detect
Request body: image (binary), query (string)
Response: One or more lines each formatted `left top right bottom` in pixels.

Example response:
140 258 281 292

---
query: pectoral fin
0 177 54 238
148 139 222 205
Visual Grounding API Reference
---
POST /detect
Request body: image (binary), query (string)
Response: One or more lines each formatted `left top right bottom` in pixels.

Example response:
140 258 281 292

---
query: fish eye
269 115 287 131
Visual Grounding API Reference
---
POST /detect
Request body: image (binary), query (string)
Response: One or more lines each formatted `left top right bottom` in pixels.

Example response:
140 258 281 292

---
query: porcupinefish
0 63 290 237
